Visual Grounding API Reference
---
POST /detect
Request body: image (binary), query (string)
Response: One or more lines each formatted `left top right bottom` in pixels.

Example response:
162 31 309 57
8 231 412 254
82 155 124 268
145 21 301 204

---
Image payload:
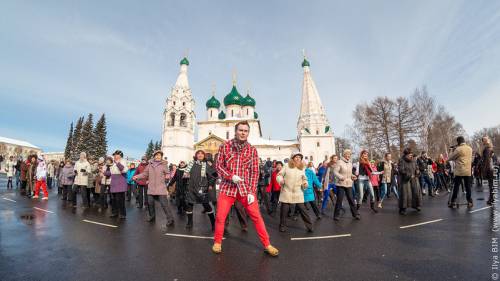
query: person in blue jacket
126 163 137 202
304 164 322 219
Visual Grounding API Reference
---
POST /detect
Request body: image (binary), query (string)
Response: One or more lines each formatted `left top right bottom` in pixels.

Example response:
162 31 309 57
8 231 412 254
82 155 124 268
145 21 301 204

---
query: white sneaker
32 195 39 199
42 197 48 200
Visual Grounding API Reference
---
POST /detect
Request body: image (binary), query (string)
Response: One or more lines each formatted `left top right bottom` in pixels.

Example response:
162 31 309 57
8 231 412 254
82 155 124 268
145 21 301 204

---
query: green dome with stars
218 111 226 120
206 96 221 109
223 85 244 106
242 94 256 107
180 57 189 65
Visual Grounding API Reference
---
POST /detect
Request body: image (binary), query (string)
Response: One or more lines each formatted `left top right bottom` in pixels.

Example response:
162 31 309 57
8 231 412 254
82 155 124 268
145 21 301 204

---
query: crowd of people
1 121 498 257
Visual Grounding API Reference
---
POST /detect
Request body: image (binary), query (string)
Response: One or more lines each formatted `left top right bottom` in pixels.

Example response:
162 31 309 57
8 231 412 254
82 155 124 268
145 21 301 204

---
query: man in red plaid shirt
212 121 279 256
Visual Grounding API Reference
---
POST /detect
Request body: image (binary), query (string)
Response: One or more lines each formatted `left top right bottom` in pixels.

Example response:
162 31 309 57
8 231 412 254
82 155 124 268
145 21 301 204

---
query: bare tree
471 125 500 155
411 86 436 152
427 106 466 159
393 97 418 153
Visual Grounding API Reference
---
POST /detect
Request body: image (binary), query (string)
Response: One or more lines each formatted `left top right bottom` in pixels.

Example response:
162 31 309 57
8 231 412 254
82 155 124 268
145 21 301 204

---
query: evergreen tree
64 122 74 160
71 116 84 160
145 140 154 159
93 114 108 159
78 113 94 159
154 140 161 151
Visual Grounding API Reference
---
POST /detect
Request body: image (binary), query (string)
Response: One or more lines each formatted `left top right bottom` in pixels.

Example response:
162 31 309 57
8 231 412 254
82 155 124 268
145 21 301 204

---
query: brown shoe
212 243 222 254
264 245 279 257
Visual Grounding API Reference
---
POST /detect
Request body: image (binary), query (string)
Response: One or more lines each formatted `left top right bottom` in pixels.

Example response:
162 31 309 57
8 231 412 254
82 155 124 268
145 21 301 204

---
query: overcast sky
1 0 499 158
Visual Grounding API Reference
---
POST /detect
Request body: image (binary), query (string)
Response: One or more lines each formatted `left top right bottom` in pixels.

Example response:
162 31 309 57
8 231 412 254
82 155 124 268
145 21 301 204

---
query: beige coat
74 159 92 186
333 157 354 188
449 143 473 177
277 164 308 204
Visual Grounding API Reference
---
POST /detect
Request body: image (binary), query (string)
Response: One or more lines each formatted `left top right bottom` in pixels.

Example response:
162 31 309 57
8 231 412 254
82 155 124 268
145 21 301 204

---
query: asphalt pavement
0 174 496 281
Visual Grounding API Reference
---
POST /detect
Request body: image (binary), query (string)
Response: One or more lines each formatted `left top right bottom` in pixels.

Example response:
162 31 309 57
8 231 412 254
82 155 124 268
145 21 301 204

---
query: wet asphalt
0 175 496 281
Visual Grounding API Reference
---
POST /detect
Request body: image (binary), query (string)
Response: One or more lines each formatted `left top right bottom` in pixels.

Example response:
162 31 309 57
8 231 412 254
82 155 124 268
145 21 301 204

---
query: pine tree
71 116 85 160
64 122 74 160
78 113 94 159
93 114 108 159
145 140 154 159
154 141 161 151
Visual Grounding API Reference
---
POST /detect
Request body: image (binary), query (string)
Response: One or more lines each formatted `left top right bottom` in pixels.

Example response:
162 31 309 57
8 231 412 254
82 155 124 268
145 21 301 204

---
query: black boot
370 202 378 213
186 213 193 229
208 213 215 231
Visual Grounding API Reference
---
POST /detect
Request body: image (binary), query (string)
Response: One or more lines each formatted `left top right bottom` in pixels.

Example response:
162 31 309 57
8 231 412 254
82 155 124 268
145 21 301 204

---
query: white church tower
161 57 195 164
297 55 335 163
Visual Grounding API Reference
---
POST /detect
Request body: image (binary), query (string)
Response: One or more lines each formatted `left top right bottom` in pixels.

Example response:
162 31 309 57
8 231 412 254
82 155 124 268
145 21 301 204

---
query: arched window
246 108 249 115
183 102 186 106
168 113 175 126
180 113 187 127
231 110 234 117
316 130 319 135
226 131 230 139
210 110 213 118
317 142 320 147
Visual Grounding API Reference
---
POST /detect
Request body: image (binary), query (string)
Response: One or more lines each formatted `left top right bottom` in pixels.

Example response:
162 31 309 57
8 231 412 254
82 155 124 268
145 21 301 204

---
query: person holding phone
73 152 91 208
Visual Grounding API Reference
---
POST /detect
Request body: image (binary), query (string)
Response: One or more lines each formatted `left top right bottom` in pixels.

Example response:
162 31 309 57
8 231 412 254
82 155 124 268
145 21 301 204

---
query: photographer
448 136 473 208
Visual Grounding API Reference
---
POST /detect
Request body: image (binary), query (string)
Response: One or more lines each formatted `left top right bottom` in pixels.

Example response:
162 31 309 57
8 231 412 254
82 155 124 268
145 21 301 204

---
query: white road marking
164 233 225 240
400 219 444 229
291 234 352 241
2 197 16 202
469 206 493 213
33 207 54 213
82 219 118 228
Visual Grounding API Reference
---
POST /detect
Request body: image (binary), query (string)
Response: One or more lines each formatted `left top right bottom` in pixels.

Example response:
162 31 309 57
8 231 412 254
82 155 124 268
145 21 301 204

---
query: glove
232 175 243 184
247 194 255 205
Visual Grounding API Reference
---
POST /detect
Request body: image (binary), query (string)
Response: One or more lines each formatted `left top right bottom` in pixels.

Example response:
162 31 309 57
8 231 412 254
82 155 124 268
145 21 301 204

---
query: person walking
168 160 188 214
354 150 378 213
46 160 55 190
181 150 217 230
266 161 283 216
448 136 473 208
322 155 338 215
60 159 75 201
276 152 313 233
212 121 279 256
134 156 149 209
33 155 49 200
73 152 91 208
481 136 495 205
26 155 37 198
332 150 360 221
304 162 322 219
126 163 137 202
134 150 174 227
106 150 128 219
377 153 398 208
98 157 113 212
5 156 16 189
398 148 422 215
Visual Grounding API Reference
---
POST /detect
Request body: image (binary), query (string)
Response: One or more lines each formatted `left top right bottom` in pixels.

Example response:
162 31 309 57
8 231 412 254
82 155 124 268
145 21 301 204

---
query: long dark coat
186 161 217 204
398 157 422 209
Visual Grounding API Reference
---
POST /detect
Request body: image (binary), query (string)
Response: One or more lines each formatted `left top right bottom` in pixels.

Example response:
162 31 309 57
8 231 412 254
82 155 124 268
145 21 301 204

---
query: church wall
299 136 336 164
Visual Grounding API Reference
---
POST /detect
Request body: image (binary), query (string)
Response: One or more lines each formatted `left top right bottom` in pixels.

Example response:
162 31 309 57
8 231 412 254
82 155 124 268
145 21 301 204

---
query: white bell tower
161 57 195 164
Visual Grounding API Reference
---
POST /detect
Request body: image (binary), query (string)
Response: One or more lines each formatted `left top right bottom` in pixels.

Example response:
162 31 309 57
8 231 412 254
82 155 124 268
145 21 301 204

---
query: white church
161 56 335 165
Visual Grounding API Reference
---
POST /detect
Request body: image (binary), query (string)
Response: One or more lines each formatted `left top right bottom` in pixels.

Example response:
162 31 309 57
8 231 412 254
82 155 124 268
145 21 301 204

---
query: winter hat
141 156 147 161
113 150 124 157
291 152 303 160
153 150 163 157
98 157 105 164
80 152 87 159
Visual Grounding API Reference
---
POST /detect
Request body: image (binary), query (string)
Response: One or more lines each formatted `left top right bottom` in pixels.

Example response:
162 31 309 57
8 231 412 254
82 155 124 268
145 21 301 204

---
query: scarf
184 160 207 178
232 139 247 152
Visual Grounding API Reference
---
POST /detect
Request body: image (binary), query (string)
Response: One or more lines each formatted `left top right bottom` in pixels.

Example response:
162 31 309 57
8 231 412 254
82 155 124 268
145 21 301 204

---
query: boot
186 213 193 229
208 213 215 231
356 203 360 210
370 202 378 213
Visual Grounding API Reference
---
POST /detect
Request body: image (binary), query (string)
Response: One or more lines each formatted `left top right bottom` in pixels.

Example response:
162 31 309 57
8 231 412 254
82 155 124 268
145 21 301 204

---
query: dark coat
398 157 422 209
186 161 217 204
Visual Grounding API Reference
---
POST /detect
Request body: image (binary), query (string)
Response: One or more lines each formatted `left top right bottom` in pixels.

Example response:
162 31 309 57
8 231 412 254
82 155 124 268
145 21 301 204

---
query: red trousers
214 192 270 247
35 180 48 197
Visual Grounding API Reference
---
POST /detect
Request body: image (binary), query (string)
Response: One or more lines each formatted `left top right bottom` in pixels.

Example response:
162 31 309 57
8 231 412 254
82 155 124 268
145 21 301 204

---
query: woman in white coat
5 156 16 189
73 152 91 208
277 152 313 233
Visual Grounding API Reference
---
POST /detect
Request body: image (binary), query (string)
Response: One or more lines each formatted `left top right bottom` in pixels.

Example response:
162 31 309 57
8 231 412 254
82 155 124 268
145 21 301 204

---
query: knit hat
153 150 163 157
291 152 303 160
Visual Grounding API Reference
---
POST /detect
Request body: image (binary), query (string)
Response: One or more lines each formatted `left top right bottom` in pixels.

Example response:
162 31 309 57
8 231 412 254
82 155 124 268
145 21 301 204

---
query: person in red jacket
266 161 283 216
133 156 149 209
212 121 279 257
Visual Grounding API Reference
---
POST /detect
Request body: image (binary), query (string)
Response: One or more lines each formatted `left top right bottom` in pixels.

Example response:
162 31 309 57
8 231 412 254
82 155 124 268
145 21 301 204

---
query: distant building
42 152 65 163
0 136 42 160
161 56 335 164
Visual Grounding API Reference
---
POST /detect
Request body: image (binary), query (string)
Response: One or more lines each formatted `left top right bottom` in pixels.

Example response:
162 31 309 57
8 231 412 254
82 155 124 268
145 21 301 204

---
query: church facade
161 56 335 165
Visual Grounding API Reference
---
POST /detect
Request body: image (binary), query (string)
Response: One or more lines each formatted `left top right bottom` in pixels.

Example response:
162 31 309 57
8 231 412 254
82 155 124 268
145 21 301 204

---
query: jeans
380 182 399 202
357 179 375 203
269 191 280 214
321 183 336 211
334 186 358 218
214 193 270 246
111 192 126 216
148 195 174 223
419 174 434 194
136 185 148 208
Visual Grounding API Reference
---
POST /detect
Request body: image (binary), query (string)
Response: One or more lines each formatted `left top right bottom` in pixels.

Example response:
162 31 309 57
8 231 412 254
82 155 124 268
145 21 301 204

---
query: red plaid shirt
215 139 259 197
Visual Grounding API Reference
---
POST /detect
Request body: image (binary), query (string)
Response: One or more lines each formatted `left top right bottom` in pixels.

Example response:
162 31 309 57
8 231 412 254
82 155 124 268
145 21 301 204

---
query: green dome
218 111 226 120
242 94 256 107
180 57 189 65
301 58 310 67
254 112 259 119
223 85 244 106
206 96 221 109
